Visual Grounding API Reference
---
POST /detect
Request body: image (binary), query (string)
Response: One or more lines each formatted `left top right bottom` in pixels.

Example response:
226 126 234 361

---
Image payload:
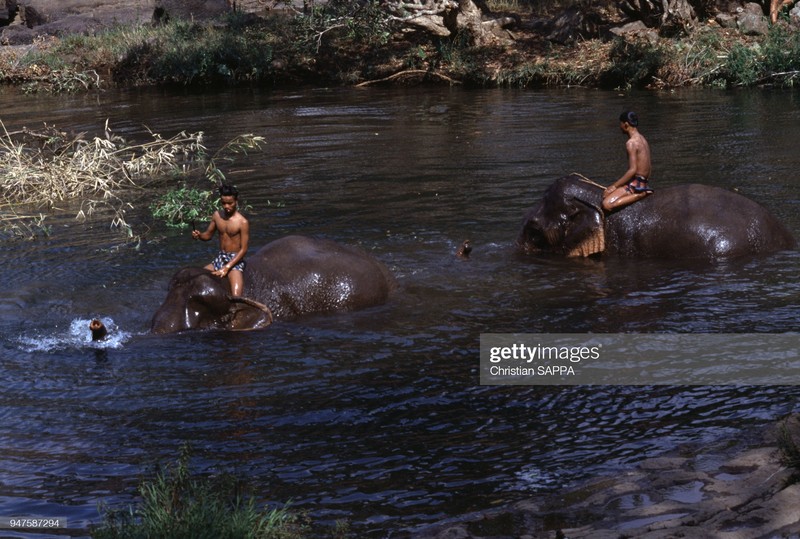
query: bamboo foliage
0 120 264 239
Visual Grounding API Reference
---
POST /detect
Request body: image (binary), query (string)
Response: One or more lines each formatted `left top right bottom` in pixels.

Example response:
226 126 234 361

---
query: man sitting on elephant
602 111 653 212
191 184 249 297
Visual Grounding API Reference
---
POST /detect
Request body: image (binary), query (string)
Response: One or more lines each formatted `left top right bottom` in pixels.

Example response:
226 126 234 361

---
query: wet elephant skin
517 174 796 260
151 235 394 333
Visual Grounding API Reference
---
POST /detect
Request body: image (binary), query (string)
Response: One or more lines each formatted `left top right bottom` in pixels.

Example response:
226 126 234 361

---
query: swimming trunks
625 175 653 194
212 251 246 272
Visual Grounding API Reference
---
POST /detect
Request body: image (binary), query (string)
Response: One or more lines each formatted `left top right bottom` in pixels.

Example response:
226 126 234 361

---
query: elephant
151 235 394 333
517 174 796 260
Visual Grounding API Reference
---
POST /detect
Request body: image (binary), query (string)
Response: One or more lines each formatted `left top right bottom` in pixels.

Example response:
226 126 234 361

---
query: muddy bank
417 415 800 539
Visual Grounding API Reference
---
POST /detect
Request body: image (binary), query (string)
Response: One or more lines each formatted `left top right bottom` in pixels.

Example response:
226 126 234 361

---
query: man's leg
771 0 789 22
602 187 628 212
228 270 244 297
604 190 649 211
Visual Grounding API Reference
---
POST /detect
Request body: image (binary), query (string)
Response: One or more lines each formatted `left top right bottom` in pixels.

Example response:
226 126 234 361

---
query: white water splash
17 318 132 352
514 465 563 492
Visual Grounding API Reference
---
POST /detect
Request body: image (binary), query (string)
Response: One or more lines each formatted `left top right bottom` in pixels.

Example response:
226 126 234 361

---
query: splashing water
17 318 132 352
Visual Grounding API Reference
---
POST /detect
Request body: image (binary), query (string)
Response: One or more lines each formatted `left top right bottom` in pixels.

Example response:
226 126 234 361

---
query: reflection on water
0 86 798 537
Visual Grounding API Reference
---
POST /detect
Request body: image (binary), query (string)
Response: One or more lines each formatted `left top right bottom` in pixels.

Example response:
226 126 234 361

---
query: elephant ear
566 197 606 257
223 296 273 331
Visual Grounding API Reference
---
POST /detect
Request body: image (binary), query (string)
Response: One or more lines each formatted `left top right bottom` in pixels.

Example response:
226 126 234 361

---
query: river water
0 86 799 538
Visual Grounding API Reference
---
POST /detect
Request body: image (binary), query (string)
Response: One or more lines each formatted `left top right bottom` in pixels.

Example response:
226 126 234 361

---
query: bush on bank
91 444 307 539
0 121 264 240
488 23 800 90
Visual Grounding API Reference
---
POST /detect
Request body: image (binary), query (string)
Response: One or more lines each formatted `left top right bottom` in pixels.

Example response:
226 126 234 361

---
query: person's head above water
619 111 639 127
219 184 239 199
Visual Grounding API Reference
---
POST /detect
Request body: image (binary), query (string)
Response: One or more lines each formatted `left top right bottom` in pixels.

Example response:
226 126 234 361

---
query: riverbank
418 414 800 539
0 2 798 92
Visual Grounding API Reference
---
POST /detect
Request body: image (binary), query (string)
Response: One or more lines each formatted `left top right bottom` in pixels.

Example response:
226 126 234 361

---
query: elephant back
606 184 796 260
245 235 394 318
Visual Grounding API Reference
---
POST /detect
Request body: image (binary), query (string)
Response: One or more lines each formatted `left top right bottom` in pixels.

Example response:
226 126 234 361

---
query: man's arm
609 139 639 190
192 212 218 241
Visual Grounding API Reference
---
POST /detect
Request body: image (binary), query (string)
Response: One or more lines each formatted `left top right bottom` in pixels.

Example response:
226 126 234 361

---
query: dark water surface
1 86 799 537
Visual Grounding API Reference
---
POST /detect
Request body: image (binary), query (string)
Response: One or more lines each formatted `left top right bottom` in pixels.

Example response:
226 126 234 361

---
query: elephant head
151 267 272 334
517 174 606 257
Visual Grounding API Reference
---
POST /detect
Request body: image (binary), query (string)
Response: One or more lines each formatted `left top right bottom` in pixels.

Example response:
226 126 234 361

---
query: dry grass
0 122 265 240
0 121 207 238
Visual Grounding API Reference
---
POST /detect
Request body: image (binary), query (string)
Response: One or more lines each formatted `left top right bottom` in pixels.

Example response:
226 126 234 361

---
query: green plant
723 42 760 87
0 120 203 236
0 119 264 236
658 30 725 86
149 131 264 228
603 37 666 89
150 186 216 229
203 133 266 185
760 23 800 86
778 421 800 486
92 444 304 539
0 210 50 240
435 32 476 74
290 0 392 54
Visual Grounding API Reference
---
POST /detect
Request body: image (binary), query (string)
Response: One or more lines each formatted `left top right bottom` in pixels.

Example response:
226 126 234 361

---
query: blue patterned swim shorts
212 251 246 272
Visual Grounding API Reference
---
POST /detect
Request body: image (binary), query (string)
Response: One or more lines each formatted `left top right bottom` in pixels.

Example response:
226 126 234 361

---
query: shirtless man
602 111 653 212
192 184 249 297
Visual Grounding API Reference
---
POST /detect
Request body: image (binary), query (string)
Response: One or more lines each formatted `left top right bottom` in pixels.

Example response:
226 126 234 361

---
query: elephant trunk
566 225 605 257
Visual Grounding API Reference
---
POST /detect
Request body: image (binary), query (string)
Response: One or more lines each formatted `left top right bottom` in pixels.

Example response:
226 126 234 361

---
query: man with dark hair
192 184 250 297
602 111 653 212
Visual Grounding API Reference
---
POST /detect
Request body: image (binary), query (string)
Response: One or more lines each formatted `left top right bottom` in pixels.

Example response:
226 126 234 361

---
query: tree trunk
660 0 697 35
388 0 509 46
444 0 486 44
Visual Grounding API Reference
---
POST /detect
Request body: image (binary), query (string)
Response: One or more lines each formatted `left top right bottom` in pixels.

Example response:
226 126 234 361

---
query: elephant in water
517 174 796 260
151 235 394 333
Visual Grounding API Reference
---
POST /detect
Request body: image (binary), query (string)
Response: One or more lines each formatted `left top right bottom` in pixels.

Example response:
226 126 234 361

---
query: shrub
602 37 666 89
0 120 264 238
761 24 800 86
778 419 800 486
92 444 304 539
150 187 217 229
722 42 760 87
290 0 392 55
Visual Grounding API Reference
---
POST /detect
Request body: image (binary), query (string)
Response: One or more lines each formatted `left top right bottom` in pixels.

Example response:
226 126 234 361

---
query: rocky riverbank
1 0 799 91
417 414 800 539
0 0 306 45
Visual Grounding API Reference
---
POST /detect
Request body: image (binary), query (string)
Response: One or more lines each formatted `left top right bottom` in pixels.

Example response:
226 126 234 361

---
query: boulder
154 0 230 20
715 12 738 28
737 10 769 34
1 0 234 44
0 23 32 45
791 3 800 26
609 20 659 43
659 0 697 36
547 6 583 44
741 1 764 15
416 415 800 539
14 0 153 26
